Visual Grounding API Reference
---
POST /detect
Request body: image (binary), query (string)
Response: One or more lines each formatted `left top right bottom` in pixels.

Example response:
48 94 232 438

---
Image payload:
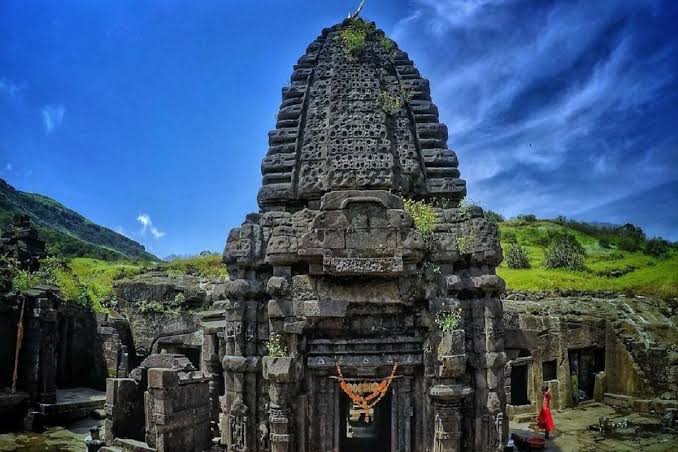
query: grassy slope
0 178 157 261
66 254 227 311
497 220 678 299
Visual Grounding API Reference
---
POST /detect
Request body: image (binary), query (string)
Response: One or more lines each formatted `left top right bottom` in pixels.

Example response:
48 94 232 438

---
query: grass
69 257 148 309
43 254 227 312
496 220 678 299
165 253 228 278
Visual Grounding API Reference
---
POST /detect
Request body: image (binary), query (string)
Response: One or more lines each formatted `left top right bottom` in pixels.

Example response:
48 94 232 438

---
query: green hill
496 218 678 299
0 178 157 261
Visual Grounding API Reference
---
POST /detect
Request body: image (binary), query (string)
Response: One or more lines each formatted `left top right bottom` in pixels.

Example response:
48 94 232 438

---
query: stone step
112 437 156 452
513 412 537 423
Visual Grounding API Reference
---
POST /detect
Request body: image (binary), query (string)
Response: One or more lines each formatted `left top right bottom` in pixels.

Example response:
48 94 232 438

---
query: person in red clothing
537 384 556 439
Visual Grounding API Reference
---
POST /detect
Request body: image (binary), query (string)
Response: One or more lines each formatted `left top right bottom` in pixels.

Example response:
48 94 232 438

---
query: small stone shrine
222 16 506 452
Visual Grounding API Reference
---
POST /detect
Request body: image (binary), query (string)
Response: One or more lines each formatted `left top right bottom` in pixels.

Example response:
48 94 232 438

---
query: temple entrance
339 388 392 452
510 364 530 406
569 347 605 400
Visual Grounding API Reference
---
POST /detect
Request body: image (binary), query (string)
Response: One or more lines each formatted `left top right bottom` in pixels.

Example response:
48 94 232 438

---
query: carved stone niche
298 190 424 276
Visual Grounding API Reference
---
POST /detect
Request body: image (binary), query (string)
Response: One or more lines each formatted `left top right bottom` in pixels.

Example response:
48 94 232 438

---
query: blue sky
1 0 676 257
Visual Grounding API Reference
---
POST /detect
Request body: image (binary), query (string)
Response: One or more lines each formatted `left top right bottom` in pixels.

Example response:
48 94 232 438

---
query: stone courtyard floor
1 401 676 451
510 402 678 451
0 417 101 451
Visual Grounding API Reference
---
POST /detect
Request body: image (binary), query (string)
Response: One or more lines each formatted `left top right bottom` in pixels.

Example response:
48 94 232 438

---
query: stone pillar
21 296 58 404
263 356 295 452
104 378 143 442
146 368 211 452
430 385 472 452
221 299 246 449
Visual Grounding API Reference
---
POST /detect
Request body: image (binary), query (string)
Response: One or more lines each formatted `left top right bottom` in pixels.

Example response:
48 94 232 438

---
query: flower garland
335 362 398 422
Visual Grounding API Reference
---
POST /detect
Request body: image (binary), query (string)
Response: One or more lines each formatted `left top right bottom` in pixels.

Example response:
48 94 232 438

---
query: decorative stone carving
221 16 506 452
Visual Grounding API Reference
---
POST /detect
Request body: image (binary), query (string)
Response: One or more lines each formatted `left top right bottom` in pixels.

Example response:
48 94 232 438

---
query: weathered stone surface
220 17 506 452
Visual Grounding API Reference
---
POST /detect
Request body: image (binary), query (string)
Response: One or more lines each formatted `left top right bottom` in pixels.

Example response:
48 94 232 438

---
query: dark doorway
569 347 605 400
339 388 391 452
511 364 530 405
542 360 557 381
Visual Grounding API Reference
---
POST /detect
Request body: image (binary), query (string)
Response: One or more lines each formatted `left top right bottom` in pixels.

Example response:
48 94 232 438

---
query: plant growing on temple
10 269 40 293
337 19 374 60
506 242 530 269
377 90 403 116
139 301 166 314
543 233 586 271
456 234 474 254
379 36 396 59
458 198 479 220
403 198 437 240
435 308 463 332
172 292 186 306
265 332 288 357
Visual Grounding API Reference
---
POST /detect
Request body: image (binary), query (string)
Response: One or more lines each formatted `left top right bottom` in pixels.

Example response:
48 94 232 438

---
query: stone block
438 354 466 378
148 368 180 389
303 299 349 318
263 357 295 383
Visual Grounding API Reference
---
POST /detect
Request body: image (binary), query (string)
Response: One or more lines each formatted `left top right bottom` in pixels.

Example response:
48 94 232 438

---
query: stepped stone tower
223 17 506 452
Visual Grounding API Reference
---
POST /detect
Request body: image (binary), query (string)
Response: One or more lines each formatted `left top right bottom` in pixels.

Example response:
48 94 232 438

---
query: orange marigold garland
335 362 398 422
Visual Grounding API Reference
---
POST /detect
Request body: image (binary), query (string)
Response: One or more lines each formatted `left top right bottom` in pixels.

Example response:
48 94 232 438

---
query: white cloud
4 163 12 172
0 78 26 99
136 213 166 239
41 104 66 134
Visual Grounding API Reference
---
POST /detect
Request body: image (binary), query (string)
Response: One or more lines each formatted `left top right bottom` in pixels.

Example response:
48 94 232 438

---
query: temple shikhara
218 17 506 452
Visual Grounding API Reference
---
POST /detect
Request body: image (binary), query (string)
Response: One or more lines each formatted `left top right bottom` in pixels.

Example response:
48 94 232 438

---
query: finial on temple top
349 0 366 19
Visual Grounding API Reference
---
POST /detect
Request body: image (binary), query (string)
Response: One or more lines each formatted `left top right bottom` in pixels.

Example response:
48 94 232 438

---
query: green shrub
456 235 474 254
379 36 396 58
645 237 670 258
435 308 463 332
139 301 166 314
485 210 504 223
0 256 19 293
165 254 228 278
337 19 375 60
501 231 517 244
506 243 531 269
543 234 586 270
598 239 610 249
11 270 40 293
403 199 437 239
516 214 537 223
265 333 287 357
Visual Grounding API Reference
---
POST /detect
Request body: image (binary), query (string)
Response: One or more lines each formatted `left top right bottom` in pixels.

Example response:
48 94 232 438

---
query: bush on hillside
501 231 517 244
506 243 531 269
485 210 505 223
165 254 228 278
645 237 670 258
516 214 537 223
543 234 586 271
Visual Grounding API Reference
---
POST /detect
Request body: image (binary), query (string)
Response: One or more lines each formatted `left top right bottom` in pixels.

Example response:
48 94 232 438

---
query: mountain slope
574 180 678 242
0 178 157 261
497 219 678 299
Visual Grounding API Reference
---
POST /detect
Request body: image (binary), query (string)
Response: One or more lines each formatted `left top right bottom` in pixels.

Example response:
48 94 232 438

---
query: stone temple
1 14 676 452
220 17 506 452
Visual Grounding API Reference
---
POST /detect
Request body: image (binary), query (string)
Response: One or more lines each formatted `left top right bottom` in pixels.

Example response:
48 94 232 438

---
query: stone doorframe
301 334 424 452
